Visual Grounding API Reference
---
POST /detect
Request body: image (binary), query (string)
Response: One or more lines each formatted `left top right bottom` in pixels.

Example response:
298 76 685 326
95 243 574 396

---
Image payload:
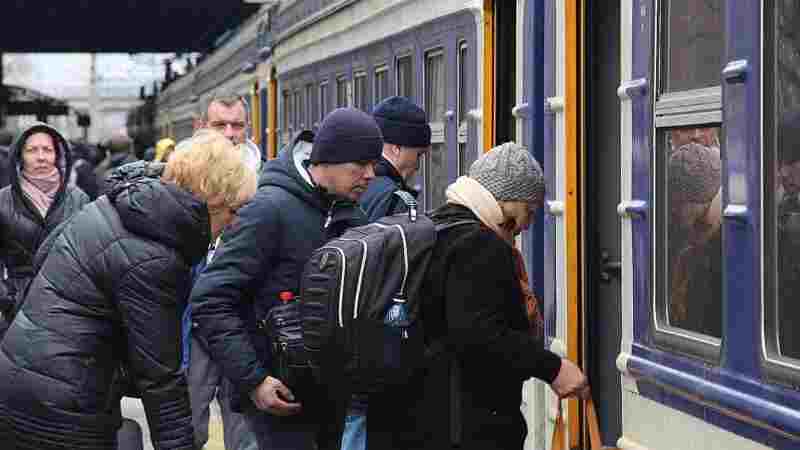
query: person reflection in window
668 141 722 337
777 118 800 359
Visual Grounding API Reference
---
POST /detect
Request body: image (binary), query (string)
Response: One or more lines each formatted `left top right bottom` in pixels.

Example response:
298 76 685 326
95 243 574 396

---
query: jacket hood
10 122 72 203
260 131 329 211
106 161 211 265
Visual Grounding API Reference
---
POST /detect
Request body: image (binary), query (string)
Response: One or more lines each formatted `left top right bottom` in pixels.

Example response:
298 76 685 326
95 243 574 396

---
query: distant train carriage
154 1 800 449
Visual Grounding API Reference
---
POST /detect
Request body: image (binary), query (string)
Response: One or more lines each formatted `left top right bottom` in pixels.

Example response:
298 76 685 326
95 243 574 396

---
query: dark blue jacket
358 157 417 221
190 139 368 400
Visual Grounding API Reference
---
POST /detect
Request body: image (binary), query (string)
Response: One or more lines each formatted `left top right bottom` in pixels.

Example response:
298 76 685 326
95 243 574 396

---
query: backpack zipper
371 223 409 299
319 246 347 327
336 237 369 321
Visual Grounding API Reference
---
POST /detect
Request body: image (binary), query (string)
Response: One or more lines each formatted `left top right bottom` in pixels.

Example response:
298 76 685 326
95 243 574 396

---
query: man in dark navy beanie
191 107 382 450
359 96 432 220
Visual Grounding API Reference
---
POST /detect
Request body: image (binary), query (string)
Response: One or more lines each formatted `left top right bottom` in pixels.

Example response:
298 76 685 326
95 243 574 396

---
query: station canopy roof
0 85 70 116
1 1 261 52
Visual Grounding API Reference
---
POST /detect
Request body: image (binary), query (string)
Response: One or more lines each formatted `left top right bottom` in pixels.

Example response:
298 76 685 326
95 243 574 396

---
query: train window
354 72 368 111
320 81 329 121
397 55 414 101
282 89 291 143
336 76 348 108
457 41 469 176
659 0 725 94
294 90 303 129
305 84 315 128
424 48 447 209
375 66 389 104
655 126 723 339
652 0 724 358
766 0 800 367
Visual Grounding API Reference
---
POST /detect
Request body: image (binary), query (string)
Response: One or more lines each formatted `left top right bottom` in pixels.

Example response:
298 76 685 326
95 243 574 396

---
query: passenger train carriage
156 1 800 449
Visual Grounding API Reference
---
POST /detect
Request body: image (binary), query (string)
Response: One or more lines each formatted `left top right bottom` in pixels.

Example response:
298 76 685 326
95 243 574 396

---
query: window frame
396 53 415 100
374 65 389 105
336 74 349 108
457 40 469 176
423 47 447 210
761 0 800 386
650 0 725 362
354 70 368 111
320 80 329 123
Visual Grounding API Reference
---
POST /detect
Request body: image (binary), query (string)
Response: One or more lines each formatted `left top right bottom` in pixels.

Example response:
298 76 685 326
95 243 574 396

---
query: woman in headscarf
0 130 257 450
0 123 89 334
369 142 589 450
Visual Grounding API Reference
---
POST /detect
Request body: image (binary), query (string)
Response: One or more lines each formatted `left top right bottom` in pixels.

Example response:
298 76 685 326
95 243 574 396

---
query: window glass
661 0 724 93
375 67 389 104
397 55 414 100
294 90 302 129
320 82 329 121
282 90 291 136
337 77 348 108
354 73 368 111
425 144 448 209
305 84 314 127
660 126 723 338
425 50 446 122
458 43 468 124
774 0 800 360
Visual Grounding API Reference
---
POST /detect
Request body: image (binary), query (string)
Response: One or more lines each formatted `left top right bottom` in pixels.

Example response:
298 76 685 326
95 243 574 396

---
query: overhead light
241 61 258 74
258 45 272 61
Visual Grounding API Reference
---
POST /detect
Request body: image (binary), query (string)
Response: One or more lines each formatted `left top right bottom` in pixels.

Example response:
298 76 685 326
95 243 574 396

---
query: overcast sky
3 53 185 98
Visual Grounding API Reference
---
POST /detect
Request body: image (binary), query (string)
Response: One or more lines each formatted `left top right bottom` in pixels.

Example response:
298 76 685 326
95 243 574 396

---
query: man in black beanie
191 108 382 450
359 96 432 220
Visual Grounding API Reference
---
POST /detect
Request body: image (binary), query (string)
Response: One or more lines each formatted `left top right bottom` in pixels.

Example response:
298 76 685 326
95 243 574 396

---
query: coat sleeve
116 255 194 450
444 232 562 384
189 193 276 396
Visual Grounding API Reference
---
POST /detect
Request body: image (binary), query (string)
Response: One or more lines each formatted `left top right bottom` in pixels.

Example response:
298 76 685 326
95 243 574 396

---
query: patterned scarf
20 167 61 217
445 176 543 335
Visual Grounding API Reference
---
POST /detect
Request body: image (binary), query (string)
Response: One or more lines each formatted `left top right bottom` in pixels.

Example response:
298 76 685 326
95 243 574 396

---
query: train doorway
583 0 623 446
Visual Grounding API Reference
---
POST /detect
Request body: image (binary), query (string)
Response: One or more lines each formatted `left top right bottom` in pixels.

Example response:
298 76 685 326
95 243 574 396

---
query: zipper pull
324 201 336 229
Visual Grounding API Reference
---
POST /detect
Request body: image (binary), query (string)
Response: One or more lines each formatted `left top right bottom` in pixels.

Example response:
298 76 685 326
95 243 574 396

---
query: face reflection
206 101 247 145
325 161 377 201
22 132 57 176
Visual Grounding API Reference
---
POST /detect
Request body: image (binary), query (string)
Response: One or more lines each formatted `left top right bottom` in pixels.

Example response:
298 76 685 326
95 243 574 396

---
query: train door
584 0 623 446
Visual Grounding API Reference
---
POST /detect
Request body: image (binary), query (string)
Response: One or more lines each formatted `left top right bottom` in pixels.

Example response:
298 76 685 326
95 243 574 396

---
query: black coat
0 162 208 450
0 124 88 321
190 140 367 411
368 204 562 450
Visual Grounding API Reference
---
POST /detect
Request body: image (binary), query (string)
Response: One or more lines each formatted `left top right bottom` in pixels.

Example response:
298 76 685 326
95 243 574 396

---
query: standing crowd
0 91 588 450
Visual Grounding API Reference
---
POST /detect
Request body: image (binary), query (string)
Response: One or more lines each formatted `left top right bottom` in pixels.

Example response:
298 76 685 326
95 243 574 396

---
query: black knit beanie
372 96 432 148
310 108 384 164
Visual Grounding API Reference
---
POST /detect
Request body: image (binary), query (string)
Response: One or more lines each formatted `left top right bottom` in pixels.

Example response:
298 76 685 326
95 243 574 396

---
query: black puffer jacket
0 162 208 450
0 123 89 323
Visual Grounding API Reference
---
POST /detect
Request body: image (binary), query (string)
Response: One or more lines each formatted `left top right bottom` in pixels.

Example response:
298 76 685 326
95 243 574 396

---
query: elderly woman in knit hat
370 142 588 450
0 123 89 335
667 142 722 336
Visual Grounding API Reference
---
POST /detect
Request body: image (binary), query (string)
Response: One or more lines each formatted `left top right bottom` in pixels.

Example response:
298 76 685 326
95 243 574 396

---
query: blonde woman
0 131 257 450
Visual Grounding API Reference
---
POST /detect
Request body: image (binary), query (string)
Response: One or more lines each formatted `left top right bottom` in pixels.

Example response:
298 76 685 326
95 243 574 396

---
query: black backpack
300 192 474 393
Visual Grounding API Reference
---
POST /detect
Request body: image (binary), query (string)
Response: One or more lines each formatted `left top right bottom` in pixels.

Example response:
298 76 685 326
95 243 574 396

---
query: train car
536 0 800 449
156 0 800 449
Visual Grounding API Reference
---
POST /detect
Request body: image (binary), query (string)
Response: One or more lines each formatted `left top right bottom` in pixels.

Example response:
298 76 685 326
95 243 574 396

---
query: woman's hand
550 358 590 399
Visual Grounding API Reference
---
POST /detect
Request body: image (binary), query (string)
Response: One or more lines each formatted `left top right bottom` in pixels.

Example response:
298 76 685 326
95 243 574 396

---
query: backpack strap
392 190 418 222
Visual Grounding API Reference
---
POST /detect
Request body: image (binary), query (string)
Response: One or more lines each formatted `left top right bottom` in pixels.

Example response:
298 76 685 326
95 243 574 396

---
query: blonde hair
162 129 257 209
